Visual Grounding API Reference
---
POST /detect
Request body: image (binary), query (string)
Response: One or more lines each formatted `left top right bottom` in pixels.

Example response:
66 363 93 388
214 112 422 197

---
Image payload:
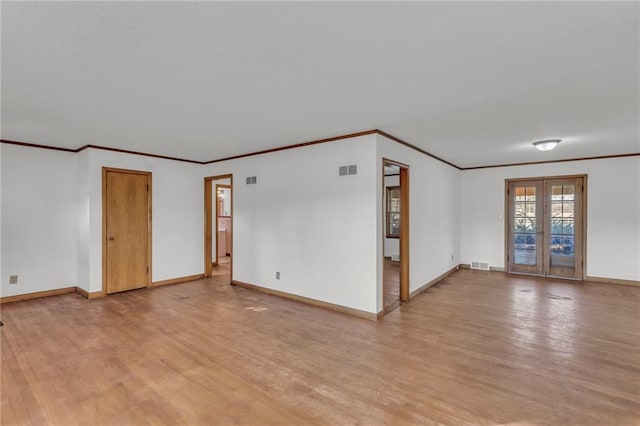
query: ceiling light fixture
532 139 561 151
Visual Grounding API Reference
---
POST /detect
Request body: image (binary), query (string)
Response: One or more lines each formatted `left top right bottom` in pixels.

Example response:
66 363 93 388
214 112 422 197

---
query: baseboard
1 273 205 304
75 287 103 299
409 265 460 299
231 280 378 321
0 287 77 304
152 273 204 288
459 266 639 287
586 276 640 287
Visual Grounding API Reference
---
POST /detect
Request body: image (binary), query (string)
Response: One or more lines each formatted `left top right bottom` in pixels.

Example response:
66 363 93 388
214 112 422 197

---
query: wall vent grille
339 164 357 176
471 261 490 271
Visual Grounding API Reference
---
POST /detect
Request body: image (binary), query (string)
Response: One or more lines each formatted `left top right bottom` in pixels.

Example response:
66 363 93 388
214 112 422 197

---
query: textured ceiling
2 1 638 168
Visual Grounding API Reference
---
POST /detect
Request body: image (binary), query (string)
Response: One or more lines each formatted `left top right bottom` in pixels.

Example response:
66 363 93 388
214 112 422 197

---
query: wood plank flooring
383 257 400 311
1 267 639 425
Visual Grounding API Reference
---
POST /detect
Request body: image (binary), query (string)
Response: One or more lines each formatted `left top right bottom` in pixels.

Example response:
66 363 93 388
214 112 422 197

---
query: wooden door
507 176 585 280
103 168 151 294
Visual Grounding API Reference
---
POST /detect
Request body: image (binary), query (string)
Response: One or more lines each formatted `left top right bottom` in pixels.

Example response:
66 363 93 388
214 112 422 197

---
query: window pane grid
549 184 576 267
513 186 537 265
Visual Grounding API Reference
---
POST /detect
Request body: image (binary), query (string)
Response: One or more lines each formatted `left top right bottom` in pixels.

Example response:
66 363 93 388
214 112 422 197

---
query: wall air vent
471 261 490 271
339 164 357 176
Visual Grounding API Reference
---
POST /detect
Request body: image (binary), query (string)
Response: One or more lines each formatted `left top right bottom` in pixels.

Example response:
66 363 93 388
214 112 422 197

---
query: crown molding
2 134 638 170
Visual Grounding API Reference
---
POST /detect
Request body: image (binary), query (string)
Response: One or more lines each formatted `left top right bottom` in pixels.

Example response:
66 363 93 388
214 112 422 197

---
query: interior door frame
204 174 233 280
382 158 410 307
102 167 153 295
504 174 587 280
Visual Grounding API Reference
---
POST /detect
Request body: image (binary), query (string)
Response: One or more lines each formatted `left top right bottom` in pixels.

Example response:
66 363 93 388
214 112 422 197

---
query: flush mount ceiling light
532 139 561 151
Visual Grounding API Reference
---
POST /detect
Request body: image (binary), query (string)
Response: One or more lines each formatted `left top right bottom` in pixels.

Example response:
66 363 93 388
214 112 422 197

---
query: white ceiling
2 1 638 168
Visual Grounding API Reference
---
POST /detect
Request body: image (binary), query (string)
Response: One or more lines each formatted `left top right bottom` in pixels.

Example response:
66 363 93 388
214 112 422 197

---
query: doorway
204 175 233 281
506 175 586 280
382 159 409 313
102 167 152 294
215 184 232 265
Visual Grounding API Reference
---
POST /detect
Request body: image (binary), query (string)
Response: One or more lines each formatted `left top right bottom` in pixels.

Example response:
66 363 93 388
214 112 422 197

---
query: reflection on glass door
507 176 585 280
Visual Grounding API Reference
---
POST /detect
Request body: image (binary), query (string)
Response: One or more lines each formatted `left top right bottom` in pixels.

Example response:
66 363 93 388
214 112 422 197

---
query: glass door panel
546 178 583 279
508 181 543 275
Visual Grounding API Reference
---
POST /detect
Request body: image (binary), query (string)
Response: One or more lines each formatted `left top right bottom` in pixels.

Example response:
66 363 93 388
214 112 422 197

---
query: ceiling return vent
471 261 490 271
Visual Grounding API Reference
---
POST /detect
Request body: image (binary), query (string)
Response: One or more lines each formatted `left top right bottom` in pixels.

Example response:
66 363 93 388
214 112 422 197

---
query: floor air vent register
471 261 490 271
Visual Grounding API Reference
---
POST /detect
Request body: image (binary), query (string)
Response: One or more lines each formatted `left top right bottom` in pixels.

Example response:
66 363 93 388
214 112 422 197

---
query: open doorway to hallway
205 175 233 282
382 159 409 314
215 183 232 266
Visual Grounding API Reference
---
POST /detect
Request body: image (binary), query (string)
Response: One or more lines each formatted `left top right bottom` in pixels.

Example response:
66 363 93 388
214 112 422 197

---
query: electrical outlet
9 275 18 285
276 271 280 280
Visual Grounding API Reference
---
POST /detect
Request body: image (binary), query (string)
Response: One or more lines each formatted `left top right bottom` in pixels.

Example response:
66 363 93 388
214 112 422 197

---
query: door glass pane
513 184 538 266
550 184 575 268
514 233 536 265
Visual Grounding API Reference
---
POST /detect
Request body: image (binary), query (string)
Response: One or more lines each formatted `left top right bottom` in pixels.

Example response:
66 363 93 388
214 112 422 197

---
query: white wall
3 136 636 310
1 144 78 296
460 156 640 281
76 150 91 292
0 145 3 292
79 149 204 292
383 175 400 257
376 135 461 312
202 134 379 313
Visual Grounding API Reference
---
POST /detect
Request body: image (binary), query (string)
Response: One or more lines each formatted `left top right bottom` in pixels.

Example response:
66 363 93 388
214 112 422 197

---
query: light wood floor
383 257 400 311
2 267 639 425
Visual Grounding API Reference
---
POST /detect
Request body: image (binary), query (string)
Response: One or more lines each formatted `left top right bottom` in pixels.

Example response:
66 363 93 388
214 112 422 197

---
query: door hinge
146 266 149 274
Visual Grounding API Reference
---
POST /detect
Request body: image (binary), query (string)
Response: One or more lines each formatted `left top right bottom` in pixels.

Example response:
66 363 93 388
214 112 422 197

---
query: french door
506 175 585 280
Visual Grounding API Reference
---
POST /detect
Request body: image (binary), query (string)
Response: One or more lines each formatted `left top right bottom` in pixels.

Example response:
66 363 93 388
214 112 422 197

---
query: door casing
204 174 233 280
382 159 410 311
